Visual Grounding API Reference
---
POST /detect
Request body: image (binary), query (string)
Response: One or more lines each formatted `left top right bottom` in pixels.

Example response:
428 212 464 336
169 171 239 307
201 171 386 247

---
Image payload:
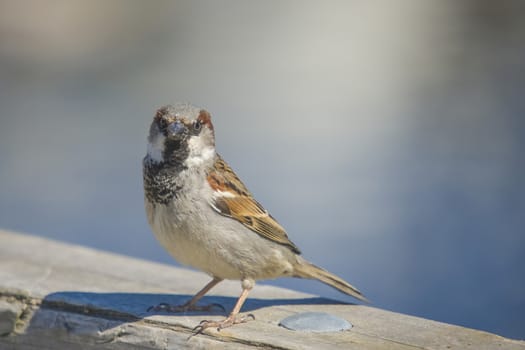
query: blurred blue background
1 0 524 340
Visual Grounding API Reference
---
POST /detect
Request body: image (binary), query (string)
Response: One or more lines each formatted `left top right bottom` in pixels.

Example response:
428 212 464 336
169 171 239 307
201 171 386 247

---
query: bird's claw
190 313 256 338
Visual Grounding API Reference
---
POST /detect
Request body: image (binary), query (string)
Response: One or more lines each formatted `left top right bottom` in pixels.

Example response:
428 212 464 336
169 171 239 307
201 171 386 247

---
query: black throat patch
143 159 185 204
143 130 192 204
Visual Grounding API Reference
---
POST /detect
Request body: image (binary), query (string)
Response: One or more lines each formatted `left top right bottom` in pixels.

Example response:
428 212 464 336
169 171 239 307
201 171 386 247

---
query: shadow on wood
43 291 345 318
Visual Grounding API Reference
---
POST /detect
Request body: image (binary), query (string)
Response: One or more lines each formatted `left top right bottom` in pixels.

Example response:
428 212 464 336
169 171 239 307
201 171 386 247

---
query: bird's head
146 103 216 168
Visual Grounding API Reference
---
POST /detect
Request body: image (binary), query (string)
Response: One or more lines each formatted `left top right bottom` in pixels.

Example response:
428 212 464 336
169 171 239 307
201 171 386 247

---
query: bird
143 103 367 332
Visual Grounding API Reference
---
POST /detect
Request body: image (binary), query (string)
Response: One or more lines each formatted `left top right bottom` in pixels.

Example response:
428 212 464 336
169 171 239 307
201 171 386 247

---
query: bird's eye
193 120 202 131
158 118 168 131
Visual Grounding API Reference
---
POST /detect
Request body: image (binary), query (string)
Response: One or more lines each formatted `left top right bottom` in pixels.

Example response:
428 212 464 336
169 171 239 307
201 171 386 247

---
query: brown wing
207 156 301 254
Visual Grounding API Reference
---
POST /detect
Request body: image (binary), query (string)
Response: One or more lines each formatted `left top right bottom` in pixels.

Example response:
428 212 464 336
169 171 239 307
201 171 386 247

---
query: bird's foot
147 302 225 313
192 313 255 335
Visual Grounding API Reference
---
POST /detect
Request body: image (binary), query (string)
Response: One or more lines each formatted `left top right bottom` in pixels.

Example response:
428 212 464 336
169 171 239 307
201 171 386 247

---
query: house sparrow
143 103 367 332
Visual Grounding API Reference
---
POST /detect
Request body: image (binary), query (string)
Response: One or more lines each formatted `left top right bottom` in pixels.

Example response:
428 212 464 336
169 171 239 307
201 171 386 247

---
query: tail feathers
294 258 369 303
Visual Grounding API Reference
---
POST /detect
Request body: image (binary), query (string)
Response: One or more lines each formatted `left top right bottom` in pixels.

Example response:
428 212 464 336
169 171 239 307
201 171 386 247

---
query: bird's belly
145 200 294 281
146 201 236 277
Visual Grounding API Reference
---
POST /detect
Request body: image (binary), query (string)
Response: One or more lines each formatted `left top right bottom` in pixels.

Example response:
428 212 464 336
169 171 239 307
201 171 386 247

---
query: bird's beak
167 121 186 137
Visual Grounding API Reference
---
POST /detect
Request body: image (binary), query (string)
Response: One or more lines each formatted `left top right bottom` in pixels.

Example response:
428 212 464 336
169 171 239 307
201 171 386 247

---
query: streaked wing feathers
207 156 301 254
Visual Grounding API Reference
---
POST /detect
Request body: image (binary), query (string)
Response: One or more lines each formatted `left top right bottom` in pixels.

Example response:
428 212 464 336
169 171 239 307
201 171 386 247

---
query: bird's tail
293 257 369 303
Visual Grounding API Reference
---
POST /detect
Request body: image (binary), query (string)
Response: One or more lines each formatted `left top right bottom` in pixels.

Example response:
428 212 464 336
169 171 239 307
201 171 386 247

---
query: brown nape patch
198 109 214 131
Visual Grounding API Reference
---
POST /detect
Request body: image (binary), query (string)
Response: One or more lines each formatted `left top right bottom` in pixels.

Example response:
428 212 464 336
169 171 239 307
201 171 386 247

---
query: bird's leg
192 280 255 334
148 277 225 313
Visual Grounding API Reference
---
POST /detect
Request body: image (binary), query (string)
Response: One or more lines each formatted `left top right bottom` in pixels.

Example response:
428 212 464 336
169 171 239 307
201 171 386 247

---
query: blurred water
1 0 524 339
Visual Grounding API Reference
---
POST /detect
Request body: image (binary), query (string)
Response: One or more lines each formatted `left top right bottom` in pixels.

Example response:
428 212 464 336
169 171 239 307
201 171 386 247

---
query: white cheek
147 133 166 163
185 135 215 167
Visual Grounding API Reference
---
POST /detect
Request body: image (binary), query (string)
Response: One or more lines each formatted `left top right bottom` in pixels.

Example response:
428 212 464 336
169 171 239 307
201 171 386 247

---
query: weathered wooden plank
0 229 523 349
